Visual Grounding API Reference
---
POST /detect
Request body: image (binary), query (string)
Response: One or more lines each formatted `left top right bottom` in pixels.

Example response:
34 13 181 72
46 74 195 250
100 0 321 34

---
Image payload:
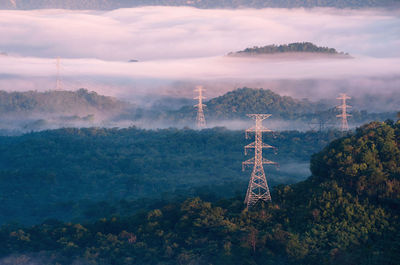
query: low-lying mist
0 7 399 113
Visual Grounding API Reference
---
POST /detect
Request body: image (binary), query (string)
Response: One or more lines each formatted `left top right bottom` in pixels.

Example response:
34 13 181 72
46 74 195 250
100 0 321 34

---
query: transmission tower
194 85 206 128
55 56 62 90
336 93 351 131
242 114 277 209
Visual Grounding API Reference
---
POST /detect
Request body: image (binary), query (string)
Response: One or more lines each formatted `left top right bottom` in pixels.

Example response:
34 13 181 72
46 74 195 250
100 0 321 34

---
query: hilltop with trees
0 89 128 115
228 42 349 57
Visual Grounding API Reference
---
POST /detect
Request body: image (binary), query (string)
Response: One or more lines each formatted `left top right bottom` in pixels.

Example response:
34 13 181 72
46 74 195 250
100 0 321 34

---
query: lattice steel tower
194 86 206 128
55 56 62 90
336 93 351 131
242 114 277 208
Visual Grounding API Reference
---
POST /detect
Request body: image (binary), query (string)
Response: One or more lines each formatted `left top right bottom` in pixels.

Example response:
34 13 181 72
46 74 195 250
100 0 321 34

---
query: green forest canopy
0 127 341 225
0 120 398 264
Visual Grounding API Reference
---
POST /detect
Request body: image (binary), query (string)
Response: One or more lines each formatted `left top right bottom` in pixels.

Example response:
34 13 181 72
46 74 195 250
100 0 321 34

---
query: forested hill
0 0 398 9
0 89 129 116
0 120 398 264
174 87 321 120
0 127 341 225
228 42 349 57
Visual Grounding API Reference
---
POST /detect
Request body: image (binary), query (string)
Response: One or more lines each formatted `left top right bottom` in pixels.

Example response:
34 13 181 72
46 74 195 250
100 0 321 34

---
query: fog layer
0 7 399 110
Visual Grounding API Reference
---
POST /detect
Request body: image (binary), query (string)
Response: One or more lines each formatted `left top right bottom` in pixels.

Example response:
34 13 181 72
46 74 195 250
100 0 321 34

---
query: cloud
0 7 399 60
0 6 399 109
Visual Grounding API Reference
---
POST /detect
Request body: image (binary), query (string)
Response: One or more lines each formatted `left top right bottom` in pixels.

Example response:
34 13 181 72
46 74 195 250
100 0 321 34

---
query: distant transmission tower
336 93 351 131
55 56 62 90
242 114 277 209
194 85 206 128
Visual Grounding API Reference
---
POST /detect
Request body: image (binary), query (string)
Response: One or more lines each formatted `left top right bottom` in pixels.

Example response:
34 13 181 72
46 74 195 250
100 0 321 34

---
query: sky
0 6 399 105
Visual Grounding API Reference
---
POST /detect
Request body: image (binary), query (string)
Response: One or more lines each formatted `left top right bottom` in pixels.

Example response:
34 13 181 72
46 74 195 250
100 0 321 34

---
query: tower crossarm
337 105 352 109
242 157 255 171
245 127 272 132
337 94 351 100
242 157 277 171
336 113 352 117
245 127 271 138
262 158 278 165
244 142 275 155
246 114 271 120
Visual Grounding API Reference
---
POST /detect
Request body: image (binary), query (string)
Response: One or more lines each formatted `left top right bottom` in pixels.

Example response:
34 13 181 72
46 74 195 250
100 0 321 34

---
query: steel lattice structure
336 93 351 131
55 56 62 90
242 114 277 208
194 86 206 129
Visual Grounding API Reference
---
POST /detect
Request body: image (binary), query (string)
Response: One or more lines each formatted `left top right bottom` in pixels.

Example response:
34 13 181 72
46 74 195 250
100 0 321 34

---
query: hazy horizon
0 6 399 111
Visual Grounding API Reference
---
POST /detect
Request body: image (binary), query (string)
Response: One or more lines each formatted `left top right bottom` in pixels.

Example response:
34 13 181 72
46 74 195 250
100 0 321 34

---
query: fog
1 7 399 60
0 6 399 123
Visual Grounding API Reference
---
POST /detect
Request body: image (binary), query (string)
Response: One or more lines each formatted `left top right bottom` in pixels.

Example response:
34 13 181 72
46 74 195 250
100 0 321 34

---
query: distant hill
173 87 322 121
228 42 349 57
0 0 398 9
171 88 397 129
0 88 130 116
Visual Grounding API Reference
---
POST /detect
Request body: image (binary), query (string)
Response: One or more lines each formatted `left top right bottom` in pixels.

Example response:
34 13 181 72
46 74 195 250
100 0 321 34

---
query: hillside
0 0 398 9
0 89 137 133
0 127 342 225
172 88 397 129
228 42 349 57
0 89 128 115
0 120 398 264
173 87 323 121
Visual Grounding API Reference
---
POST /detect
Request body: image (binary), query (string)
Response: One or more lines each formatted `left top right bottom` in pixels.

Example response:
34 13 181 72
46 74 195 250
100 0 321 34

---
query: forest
172 88 396 124
228 42 346 56
0 89 127 115
0 88 396 134
0 120 398 264
0 127 342 225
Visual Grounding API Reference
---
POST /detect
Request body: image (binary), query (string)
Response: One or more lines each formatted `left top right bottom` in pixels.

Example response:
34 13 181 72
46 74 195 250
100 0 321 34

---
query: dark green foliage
174 87 319 120
310 121 400 201
173 88 396 123
0 88 126 114
230 42 345 56
0 121 398 264
0 126 341 225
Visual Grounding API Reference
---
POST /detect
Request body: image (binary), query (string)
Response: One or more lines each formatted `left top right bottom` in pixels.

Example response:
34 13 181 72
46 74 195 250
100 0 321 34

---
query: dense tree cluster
174 87 319 121
229 42 344 56
0 121 398 264
0 88 126 115
0 88 395 133
173 88 396 123
0 126 341 225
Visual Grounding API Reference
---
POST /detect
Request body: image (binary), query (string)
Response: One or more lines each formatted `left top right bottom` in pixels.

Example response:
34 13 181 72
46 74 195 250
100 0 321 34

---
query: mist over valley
0 3 399 265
